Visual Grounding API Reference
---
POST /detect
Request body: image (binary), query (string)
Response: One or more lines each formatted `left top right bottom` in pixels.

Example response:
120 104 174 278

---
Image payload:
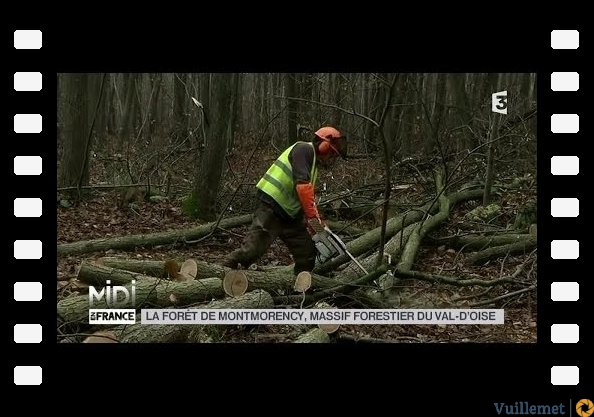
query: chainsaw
313 226 369 275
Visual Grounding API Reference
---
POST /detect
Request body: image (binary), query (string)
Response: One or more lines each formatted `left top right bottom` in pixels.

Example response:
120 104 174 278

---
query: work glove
296 181 326 236
306 216 326 236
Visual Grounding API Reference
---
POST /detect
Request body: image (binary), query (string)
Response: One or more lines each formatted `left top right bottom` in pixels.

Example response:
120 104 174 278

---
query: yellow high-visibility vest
256 142 318 218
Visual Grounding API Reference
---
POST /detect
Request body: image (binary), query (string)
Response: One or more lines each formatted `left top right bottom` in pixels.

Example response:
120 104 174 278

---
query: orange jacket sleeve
295 182 320 219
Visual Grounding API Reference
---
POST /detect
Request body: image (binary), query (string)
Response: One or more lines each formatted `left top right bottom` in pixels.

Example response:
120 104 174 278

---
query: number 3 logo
492 91 508 114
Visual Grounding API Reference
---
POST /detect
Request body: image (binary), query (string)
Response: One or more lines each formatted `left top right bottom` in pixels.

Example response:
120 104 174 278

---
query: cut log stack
70 259 342 343
56 186 536 344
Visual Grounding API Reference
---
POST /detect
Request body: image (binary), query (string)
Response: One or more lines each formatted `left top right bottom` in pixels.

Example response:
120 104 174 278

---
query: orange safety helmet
314 126 346 158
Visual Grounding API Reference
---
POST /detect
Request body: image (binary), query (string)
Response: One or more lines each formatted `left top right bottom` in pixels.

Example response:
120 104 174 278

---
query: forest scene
56 72 537 343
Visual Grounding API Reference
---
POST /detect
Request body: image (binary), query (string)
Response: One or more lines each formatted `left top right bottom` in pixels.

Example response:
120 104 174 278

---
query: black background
7 12 588 415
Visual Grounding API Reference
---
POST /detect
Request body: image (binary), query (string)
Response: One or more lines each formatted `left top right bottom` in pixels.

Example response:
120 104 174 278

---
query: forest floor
57 142 537 344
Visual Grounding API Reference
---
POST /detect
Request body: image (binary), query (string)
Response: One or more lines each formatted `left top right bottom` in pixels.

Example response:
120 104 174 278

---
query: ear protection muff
317 137 341 157
318 137 332 155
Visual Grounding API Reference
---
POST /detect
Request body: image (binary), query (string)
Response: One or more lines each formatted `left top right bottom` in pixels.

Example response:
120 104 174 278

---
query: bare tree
285 73 297 145
483 73 505 205
58 73 90 193
187 73 234 221
172 73 189 146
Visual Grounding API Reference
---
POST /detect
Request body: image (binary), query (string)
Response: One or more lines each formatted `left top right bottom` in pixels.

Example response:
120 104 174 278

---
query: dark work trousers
223 200 316 275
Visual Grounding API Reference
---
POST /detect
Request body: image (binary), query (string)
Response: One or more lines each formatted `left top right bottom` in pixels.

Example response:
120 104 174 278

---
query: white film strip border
13 29 44 386
8 26 585 389
550 29 580 386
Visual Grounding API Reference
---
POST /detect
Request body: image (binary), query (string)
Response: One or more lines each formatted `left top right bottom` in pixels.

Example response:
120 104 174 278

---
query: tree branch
469 286 536 307
275 96 379 127
375 75 399 268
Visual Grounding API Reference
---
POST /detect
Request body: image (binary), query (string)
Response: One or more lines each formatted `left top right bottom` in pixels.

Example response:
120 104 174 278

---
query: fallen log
348 288 391 308
274 265 389 306
337 223 418 283
90 258 227 281
187 289 276 342
314 189 484 275
295 328 331 343
77 262 160 286
223 270 249 297
397 176 450 272
57 213 252 257
427 233 532 251
57 276 224 323
339 179 452 282
242 268 340 293
169 259 198 281
325 220 366 238
468 238 537 265
77 261 214 287
314 205 429 275
293 271 312 293
96 257 173 278
113 289 275 343
344 176 465 293
77 261 343 297
390 251 534 297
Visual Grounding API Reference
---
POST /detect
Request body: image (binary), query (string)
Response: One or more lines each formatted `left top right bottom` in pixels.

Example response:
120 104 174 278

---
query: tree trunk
146 73 162 143
285 73 297 145
483 73 504 205
58 73 90 192
448 73 473 149
330 73 343 127
424 73 447 154
121 73 140 143
173 73 189 145
190 73 234 221
225 73 240 149
104 74 116 136
57 214 252 257
88 73 105 140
